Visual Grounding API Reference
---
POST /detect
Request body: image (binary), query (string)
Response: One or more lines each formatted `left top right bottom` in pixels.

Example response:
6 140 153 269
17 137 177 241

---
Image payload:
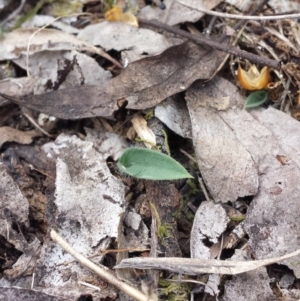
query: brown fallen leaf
0 127 40 148
0 42 226 119
185 78 259 202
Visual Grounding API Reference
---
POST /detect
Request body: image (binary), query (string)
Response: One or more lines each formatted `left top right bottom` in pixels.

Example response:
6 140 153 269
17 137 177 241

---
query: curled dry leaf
115 247 300 275
131 115 156 148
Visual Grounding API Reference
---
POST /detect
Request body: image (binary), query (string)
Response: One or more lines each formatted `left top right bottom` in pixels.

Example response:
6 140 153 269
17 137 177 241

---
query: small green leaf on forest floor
244 90 268 109
117 147 193 180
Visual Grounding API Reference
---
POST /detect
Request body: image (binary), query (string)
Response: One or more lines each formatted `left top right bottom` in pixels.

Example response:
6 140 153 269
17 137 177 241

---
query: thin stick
217 234 224 260
209 22 247 80
138 18 280 69
22 109 55 138
50 229 149 301
0 0 26 26
198 177 211 202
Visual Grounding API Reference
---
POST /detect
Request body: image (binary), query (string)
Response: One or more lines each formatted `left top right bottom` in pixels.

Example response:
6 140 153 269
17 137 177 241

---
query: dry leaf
0 127 40 148
131 115 156 148
186 76 300 277
0 77 34 106
13 50 112 95
1 42 226 119
115 247 300 275
243 107 300 278
155 95 192 138
77 21 175 63
0 28 121 68
186 79 259 202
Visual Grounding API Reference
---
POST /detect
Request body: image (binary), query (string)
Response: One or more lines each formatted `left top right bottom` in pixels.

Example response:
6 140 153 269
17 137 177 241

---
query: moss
161 129 171 156
14 0 53 29
150 202 172 246
51 0 83 16
186 178 200 195
144 108 154 120
159 277 191 301
14 0 83 29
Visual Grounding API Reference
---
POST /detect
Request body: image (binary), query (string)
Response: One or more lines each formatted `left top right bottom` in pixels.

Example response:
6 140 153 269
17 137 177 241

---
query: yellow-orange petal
238 65 270 90
105 6 123 22
119 12 138 27
105 6 138 27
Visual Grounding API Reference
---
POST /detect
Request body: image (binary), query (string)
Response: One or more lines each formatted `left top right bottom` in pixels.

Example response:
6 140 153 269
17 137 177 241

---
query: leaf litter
1 0 300 300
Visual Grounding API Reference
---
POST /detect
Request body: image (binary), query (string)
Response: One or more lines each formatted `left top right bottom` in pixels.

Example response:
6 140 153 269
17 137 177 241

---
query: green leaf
117 147 193 180
244 90 268 109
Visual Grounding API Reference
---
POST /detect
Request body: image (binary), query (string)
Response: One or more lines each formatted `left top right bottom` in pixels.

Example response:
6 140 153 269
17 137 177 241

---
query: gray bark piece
77 21 173 63
222 249 276 301
155 95 192 138
124 211 141 231
36 134 126 299
186 78 260 202
243 107 300 278
222 266 275 300
186 77 300 276
44 133 126 248
279 274 295 289
13 50 111 95
205 274 220 296
0 162 29 225
191 201 229 259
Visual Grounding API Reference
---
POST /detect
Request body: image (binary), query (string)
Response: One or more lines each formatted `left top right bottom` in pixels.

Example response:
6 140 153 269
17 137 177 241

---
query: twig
177 0 300 20
209 23 247 80
0 0 26 26
217 234 224 260
21 108 55 138
138 18 280 69
50 229 150 301
198 177 211 202
180 149 197 163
